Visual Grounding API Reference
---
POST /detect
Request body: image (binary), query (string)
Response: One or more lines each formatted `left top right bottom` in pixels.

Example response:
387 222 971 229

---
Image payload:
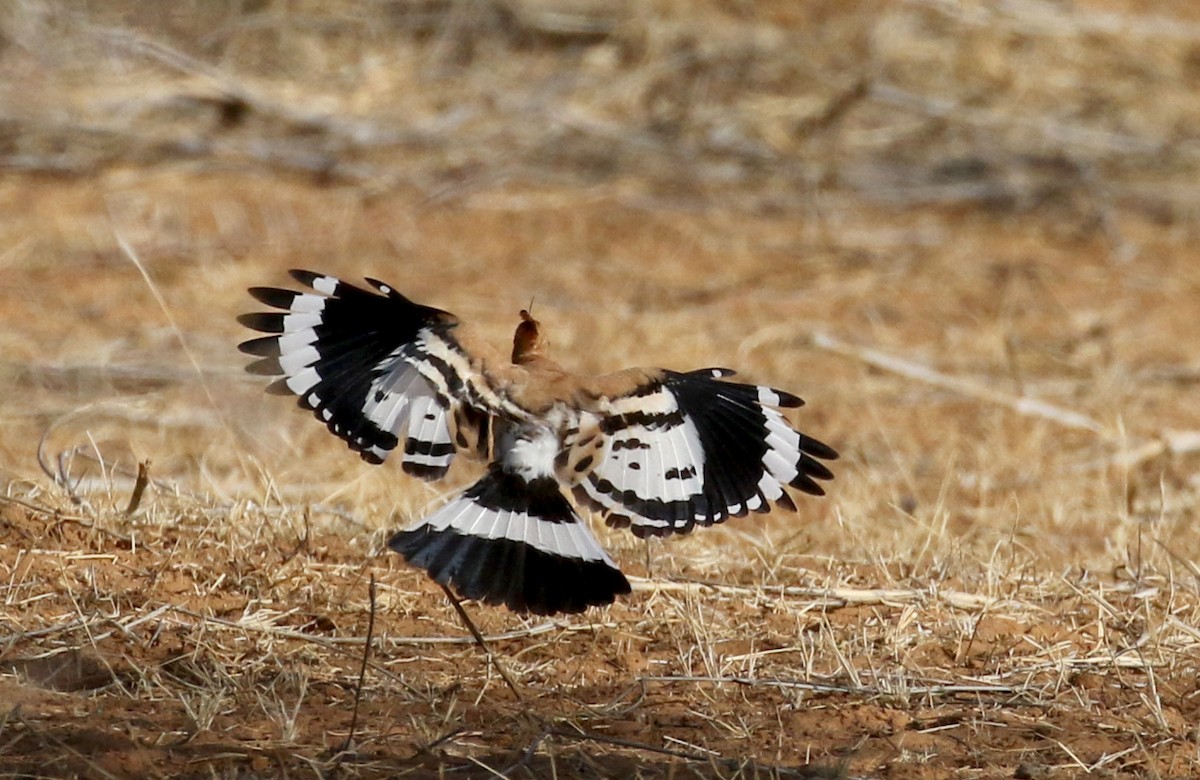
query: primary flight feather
239 270 837 615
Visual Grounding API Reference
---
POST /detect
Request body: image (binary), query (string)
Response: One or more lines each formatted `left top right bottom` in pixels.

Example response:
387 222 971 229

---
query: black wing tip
799 455 836 482
288 268 330 287
787 445 837 497
803 436 840 462
237 312 284 333
790 477 827 497
247 286 298 309
238 334 282 357
773 389 805 408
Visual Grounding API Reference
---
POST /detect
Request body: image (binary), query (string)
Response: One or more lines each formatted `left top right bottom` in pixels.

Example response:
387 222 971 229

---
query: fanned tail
389 467 631 615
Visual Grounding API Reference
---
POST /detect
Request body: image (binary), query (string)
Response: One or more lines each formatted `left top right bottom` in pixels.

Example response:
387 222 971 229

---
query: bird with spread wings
239 271 837 615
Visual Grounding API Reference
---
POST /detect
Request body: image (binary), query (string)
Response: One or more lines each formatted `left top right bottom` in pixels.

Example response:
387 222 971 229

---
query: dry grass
3 1 1200 777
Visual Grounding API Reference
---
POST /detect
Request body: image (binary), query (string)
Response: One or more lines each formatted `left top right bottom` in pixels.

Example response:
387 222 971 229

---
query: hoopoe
239 271 837 615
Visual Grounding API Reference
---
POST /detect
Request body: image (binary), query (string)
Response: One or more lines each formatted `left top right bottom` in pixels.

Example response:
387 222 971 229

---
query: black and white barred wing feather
573 368 837 537
238 270 501 478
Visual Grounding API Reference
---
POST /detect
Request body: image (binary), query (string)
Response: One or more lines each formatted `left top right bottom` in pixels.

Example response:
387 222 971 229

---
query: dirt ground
3 1 1200 778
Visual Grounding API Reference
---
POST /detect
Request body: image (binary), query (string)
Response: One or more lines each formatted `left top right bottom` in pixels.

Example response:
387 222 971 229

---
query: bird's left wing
238 270 522 479
568 368 837 537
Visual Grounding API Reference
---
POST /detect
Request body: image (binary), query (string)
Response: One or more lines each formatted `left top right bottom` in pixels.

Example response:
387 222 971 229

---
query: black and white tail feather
391 426 631 615
240 270 837 615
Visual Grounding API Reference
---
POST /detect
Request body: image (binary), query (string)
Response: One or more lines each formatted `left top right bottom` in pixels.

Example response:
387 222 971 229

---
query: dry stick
809 330 1200 503
630 576 1016 611
123 459 151 516
1091 429 1200 471
165 605 561 646
337 574 376 758
93 26 414 151
438 583 525 702
810 331 1109 436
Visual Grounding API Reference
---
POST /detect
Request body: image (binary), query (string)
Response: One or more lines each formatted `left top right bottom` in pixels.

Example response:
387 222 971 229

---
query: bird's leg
438 583 525 702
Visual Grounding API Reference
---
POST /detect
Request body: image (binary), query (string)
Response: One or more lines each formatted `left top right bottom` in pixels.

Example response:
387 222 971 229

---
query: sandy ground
3 2 1200 777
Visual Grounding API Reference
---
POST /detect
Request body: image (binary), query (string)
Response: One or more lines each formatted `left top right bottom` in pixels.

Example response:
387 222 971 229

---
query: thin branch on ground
1077 429 1200 471
631 576 1017 611
809 331 1109 435
164 604 560 647
335 574 376 760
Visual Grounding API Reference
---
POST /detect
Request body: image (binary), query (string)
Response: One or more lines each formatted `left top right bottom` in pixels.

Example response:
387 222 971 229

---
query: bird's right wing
569 368 837 537
238 270 524 479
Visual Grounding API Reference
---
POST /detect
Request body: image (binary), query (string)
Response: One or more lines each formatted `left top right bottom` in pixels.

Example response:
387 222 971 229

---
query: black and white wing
238 270 513 479
573 368 837 537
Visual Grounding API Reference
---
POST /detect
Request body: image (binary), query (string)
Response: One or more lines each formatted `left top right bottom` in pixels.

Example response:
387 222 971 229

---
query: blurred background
2 0 1199 571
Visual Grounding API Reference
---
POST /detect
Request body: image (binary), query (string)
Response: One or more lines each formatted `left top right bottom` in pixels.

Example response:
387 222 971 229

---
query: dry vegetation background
2 1 1200 777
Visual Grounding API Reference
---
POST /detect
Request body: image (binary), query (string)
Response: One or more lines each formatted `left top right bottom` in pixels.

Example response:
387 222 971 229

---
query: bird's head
512 309 547 364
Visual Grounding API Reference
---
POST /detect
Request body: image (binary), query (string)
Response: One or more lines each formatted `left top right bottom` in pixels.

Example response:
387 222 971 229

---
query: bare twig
810 331 1109 436
163 605 561 647
1086 429 1200 471
630 576 1018 611
336 574 376 758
